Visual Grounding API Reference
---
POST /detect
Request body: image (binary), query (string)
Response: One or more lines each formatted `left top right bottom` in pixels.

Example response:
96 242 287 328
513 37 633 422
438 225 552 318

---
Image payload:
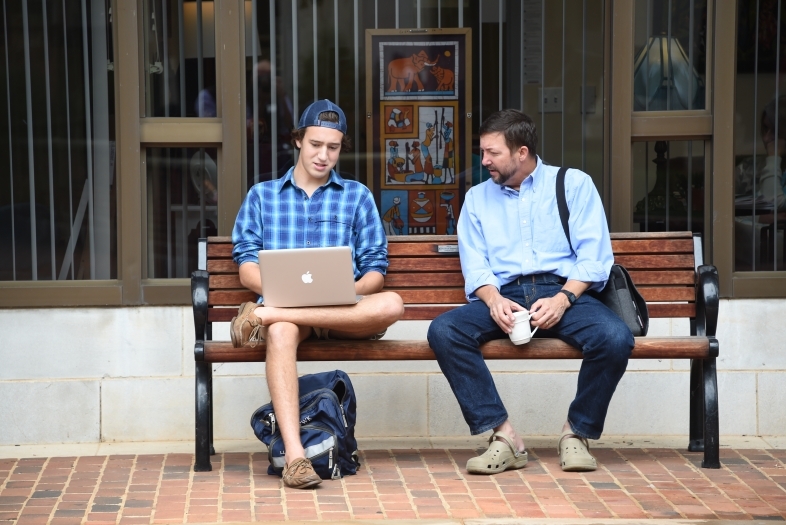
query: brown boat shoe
282 457 322 489
230 302 266 348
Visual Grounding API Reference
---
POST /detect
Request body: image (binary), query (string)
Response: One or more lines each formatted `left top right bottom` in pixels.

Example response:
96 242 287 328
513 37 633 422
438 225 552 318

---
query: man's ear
295 139 302 150
518 146 530 161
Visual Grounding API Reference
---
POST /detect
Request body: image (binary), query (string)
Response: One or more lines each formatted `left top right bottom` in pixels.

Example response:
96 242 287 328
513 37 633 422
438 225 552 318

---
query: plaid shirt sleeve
352 185 389 277
232 186 264 266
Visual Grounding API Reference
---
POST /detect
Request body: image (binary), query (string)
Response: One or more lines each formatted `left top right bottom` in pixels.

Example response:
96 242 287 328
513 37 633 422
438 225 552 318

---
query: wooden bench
191 231 720 472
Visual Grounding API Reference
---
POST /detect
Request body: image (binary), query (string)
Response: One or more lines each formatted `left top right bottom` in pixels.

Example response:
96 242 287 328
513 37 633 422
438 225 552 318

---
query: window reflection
734 0 785 271
0 0 116 281
245 58 295 185
146 147 218 278
143 0 216 118
633 0 707 111
632 140 705 236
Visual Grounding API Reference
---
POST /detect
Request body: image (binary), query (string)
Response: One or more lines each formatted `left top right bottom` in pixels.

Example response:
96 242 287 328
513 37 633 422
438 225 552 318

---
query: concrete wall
0 299 784 445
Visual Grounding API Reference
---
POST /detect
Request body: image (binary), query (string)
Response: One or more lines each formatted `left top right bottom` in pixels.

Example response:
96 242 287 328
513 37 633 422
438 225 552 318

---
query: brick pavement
1 446 785 524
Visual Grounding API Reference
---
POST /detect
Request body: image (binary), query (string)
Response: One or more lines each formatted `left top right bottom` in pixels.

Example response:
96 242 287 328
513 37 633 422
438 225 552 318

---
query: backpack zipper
340 405 348 427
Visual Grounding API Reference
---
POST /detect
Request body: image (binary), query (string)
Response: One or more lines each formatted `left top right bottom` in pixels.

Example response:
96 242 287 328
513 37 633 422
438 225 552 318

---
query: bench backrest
200 232 701 323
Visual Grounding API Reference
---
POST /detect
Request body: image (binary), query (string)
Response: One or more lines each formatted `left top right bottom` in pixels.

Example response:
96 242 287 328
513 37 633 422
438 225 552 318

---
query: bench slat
400 305 459 320
210 275 243 289
384 273 465 287
201 336 710 362
213 241 463 258
208 238 695 257
608 231 693 239
207 243 234 257
388 258 463 272
209 290 259 305
613 254 695 269
387 243 459 256
610 239 694 254
639 287 696 302
393 289 467 304
207 260 240 273
207 289 468 305
204 234 698 244
208 307 243 322
648 303 695 318
628 270 695 285
204 299 697 321
388 235 458 242
206 306 698 322
210 271 696 291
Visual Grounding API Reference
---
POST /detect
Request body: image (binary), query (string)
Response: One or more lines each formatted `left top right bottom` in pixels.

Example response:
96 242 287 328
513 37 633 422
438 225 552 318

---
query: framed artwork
366 28 472 236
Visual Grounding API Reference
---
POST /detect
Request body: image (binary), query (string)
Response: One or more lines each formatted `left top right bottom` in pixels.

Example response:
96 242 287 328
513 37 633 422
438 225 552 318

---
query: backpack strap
556 166 574 254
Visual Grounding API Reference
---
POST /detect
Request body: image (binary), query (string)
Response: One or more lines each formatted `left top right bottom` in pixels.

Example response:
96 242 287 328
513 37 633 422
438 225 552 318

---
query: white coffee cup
509 310 538 345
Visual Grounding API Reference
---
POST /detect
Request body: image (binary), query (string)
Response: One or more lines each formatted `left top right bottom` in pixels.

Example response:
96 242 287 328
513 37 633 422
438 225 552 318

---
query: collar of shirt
276 167 345 195
498 156 544 197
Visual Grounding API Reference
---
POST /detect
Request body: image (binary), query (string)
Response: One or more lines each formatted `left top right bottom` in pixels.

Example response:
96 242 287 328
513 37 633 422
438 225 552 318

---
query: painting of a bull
387 50 438 92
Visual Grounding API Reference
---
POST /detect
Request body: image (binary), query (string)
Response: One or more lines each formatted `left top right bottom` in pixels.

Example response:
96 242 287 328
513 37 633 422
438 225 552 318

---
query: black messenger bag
555 166 649 336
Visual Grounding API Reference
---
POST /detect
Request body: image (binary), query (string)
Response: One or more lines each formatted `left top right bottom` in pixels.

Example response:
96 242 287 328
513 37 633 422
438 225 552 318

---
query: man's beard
490 167 515 186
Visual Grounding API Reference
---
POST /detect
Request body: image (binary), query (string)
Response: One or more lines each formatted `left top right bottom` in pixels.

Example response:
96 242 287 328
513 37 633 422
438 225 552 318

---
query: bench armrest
696 265 719 338
192 269 209 361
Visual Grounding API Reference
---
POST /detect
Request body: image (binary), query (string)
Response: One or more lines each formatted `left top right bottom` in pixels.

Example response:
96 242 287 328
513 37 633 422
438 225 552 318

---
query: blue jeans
427 273 634 440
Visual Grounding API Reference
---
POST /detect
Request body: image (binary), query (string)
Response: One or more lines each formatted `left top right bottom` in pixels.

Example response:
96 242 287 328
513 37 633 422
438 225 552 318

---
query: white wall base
0 299 784 445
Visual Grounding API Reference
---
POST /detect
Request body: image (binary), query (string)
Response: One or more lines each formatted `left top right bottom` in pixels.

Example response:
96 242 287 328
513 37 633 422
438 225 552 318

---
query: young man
231 100 404 489
427 109 634 474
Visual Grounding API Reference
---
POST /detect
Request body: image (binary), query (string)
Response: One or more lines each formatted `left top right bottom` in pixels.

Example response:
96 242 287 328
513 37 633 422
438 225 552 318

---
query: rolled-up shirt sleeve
458 189 502 301
565 172 614 292
232 189 264 266
353 190 388 277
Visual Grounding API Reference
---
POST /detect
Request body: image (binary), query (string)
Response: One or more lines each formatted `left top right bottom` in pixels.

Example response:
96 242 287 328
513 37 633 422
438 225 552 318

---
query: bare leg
254 291 403 339
265 321 312 465
493 419 526 453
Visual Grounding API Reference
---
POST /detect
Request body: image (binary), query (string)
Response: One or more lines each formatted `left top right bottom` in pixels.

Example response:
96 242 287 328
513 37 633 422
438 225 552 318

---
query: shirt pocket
315 217 354 247
534 213 571 253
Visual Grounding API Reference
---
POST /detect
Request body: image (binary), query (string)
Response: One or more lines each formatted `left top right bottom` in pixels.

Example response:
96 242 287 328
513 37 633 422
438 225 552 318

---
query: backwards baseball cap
297 99 347 135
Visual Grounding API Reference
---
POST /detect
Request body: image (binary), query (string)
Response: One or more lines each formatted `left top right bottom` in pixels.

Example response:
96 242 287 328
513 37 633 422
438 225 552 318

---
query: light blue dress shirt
457 156 613 301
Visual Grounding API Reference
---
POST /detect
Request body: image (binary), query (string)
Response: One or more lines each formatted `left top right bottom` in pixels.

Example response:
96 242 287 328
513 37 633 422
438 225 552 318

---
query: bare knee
378 291 405 325
265 322 301 354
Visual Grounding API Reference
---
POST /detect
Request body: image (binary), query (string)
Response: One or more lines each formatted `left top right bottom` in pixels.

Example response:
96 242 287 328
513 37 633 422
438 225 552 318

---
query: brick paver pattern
1 447 785 524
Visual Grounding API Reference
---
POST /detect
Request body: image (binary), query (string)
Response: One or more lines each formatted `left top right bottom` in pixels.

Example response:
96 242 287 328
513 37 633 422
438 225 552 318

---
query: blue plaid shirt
232 168 388 280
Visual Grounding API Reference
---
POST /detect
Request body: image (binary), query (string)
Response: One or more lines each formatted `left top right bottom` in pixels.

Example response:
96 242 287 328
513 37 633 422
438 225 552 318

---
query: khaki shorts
311 327 387 340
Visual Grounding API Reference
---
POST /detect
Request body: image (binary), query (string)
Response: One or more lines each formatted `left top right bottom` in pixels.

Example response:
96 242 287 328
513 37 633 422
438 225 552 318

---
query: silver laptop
258 247 361 307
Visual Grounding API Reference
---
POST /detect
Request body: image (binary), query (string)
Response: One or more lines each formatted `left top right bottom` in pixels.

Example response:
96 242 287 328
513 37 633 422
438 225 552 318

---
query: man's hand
530 280 591 329
529 293 570 329
475 285 526 333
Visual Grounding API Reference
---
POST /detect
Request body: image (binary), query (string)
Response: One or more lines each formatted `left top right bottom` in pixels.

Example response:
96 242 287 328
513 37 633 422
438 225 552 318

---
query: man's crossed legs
427 274 634 474
232 292 404 488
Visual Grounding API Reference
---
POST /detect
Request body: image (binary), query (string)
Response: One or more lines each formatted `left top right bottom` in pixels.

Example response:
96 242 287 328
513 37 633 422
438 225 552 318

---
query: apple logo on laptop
301 271 313 284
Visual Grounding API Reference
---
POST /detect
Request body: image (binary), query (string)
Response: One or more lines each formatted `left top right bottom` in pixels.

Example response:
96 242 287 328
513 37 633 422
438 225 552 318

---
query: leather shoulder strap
556 166 574 254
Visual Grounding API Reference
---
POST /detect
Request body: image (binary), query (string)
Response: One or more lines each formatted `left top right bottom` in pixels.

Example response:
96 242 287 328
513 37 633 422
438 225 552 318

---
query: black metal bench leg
701 357 720 468
688 358 704 451
206 323 215 456
195 361 213 472
209 369 215 455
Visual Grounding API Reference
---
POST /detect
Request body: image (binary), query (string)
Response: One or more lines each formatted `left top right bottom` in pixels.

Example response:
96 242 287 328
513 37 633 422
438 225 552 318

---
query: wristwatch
558 289 577 305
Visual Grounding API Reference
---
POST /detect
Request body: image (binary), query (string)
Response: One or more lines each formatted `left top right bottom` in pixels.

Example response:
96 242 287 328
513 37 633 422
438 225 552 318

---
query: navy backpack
250 370 360 479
